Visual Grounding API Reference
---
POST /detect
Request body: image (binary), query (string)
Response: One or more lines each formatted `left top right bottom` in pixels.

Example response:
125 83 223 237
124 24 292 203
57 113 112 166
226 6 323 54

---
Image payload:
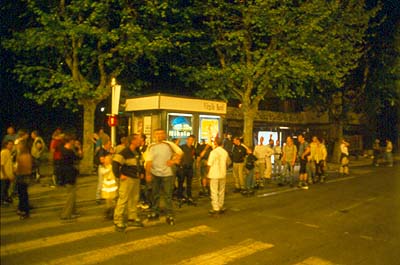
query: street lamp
109 77 121 147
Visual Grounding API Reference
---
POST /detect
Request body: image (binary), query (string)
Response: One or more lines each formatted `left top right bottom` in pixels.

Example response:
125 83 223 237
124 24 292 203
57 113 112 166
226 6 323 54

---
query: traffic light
107 115 117 127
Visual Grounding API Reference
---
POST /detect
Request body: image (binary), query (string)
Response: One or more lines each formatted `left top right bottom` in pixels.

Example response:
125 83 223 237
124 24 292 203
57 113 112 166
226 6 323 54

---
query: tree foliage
174 0 378 145
3 0 175 109
2 0 176 173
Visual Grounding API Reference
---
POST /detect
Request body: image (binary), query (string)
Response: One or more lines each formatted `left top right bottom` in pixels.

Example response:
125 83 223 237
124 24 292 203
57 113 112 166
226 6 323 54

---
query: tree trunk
242 107 257 149
331 120 343 163
80 101 96 175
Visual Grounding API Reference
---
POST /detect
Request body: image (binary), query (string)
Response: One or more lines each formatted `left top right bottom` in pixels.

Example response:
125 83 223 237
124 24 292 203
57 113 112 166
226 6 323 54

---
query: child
100 154 118 220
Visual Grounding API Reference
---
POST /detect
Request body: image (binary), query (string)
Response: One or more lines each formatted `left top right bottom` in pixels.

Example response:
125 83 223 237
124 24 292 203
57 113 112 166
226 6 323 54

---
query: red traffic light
108 115 117 127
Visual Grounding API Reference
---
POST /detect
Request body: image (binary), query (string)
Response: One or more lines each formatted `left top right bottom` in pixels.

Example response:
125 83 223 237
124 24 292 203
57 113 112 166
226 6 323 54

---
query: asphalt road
1 160 399 265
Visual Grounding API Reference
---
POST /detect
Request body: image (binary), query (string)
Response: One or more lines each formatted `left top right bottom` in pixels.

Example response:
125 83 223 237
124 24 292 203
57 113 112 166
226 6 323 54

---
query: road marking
295 221 320 229
257 188 297 198
328 197 377 216
294 256 335 265
36 225 217 265
326 176 356 183
176 239 273 265
1 226 115 256
0 215 102 236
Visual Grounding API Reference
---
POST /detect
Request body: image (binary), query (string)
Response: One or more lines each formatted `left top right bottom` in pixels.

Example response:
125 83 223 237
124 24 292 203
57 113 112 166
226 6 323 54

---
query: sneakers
166 216 175 226
20 213 30 220
114 224 126 232
301 184 309 190
208 209 219 215
127 219 144 227
136 202 150 210
147 212 160 221
241 189 255 196
187 197 196 205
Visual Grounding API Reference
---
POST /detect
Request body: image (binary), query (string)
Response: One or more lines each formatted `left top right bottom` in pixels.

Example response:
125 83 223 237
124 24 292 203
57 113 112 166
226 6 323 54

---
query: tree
2 0 172 173
177 0 378 147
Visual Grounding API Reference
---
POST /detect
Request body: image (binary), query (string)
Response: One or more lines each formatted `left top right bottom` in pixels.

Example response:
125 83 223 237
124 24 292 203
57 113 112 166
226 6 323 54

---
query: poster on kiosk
167 113 193 139
199 115 221 144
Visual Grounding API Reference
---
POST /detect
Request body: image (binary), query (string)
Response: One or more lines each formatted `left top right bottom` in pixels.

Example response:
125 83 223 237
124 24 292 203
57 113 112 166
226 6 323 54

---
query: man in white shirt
207 137 231 214
145 129 182 225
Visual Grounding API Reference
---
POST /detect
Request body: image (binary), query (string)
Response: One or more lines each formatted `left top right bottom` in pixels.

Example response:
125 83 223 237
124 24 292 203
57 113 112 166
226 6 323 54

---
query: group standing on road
1 125 396 233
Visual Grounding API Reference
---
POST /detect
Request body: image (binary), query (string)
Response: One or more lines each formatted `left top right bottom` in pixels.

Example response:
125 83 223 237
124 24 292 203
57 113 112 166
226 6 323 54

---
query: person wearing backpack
242 149 257 196
30 130 46 182
145 129 183 225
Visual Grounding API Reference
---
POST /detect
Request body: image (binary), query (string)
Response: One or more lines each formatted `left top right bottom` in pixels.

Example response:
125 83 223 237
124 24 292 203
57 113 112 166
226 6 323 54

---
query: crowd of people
1 126 82 220
1 125 395 232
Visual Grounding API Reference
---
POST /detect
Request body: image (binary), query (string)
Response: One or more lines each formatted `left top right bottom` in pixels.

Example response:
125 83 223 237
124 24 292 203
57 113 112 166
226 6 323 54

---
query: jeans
151 175 174 217
176 166 194 199
0 179 11 203
273 159 282 176
16 175 30 214
245 168 255 189
282 162 295 184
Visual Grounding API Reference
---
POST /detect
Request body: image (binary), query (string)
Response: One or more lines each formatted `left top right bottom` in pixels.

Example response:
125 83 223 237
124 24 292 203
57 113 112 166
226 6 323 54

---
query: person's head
2 140 14 150
53 128 62 139
63 133 75 147
259 136 264 145
276 139 280 146
298 134 305 143
128 134 141 151
186 135 195 146
7 126 15 135
154 129 166 143
139 134 146 146
269 139 274 146
103 139 112 150
286 136 293 145
17 129 29 140
233 137 241 146
214 137 223 147
119 136 128 146
103 154 113 166
31 130 39 139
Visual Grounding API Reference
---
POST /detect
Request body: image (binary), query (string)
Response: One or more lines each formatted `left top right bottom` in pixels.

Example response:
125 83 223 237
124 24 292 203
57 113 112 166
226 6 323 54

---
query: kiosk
124 94 227 144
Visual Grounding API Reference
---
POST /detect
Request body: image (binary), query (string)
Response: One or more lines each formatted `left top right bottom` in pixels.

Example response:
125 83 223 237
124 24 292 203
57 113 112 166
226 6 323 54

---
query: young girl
100 154 118 220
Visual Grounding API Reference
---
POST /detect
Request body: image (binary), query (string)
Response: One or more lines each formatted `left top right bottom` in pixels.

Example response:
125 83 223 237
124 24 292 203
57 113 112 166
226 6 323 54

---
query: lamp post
110 77 121 147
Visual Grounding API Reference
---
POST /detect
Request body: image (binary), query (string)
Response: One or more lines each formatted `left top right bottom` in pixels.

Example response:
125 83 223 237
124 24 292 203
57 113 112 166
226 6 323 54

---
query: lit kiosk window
168 113 193 139
199 115 221 143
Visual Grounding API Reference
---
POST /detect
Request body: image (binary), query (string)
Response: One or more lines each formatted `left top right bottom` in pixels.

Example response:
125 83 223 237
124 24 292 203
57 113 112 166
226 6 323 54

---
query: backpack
245 154 257 170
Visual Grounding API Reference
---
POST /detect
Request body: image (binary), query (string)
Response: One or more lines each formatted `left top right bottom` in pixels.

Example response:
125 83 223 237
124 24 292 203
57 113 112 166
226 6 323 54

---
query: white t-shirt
207 146 231 179
146 141 182 177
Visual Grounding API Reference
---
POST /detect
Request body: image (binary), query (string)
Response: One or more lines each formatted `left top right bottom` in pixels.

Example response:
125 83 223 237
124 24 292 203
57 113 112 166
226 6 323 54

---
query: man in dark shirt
231 137 248 192
176 135 195 203
112 134 144 232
